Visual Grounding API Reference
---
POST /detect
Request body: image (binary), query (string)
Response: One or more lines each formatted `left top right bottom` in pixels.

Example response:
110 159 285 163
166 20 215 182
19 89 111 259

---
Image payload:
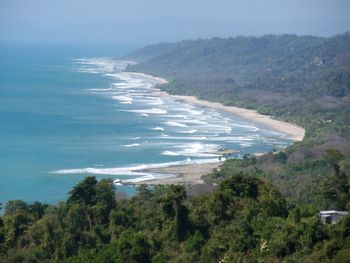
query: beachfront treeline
0 155 350 262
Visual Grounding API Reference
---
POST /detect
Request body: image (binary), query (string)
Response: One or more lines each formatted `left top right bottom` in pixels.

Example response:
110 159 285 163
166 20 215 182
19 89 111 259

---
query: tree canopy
0 173 349 262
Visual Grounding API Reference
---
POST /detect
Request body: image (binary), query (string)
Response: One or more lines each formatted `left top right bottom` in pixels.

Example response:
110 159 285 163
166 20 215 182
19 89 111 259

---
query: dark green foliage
315 169 350 210
1 174 350 262
159 185 189 241
219 173 259 199
68 176 98 205
117 232 151 263
28 202 49 221
5 201 29 216
323 148 345 173
273 151 288 164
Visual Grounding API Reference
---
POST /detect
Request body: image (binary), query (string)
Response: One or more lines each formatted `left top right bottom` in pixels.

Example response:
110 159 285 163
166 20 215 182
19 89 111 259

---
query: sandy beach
126 72 169 85
130 162 222 185
127 70 305 142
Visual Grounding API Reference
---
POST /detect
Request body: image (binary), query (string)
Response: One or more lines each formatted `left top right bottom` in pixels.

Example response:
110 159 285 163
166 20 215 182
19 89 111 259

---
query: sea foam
127 108 167 115
51 158 221 176
163 121 188 128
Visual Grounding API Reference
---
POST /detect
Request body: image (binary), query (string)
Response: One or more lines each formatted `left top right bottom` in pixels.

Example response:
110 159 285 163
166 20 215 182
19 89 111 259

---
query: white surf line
51 158 222 176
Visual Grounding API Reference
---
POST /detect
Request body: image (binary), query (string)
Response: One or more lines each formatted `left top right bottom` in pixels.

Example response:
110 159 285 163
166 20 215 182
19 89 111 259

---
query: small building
319 210 349 224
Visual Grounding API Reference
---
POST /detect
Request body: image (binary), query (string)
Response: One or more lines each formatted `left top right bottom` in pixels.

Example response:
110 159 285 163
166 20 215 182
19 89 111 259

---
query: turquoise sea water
0 46 293 205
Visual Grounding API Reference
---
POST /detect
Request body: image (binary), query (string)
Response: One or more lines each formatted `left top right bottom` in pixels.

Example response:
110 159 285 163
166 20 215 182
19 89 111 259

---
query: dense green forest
127 33 350 203
1 167 350 262
1 33 350 262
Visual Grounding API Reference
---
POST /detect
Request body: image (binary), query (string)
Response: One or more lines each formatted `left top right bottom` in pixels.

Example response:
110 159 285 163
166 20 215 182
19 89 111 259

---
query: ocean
0 46 293 205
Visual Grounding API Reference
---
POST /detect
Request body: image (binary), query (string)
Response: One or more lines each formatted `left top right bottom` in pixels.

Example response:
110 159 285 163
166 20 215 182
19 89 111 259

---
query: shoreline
167 94 305 141
127 162 222 185
123 70 305 185
128 70 305 141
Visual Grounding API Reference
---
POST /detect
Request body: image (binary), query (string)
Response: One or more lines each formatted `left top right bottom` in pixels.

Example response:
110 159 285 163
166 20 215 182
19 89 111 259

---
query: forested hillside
127 33 350 102
127 33 350 203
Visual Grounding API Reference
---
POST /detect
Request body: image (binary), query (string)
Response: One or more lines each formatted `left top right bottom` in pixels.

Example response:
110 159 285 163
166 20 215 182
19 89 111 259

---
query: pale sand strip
133 162 222 185
125 72 169 85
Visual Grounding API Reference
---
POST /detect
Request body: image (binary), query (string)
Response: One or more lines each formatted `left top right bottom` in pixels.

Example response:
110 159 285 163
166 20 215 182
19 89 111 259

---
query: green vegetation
1 33 350 261
127 33 350 203
1 170 350 262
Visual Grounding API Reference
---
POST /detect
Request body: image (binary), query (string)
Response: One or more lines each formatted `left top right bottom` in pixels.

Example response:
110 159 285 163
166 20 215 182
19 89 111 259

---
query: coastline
123 70 305 185
127 71 305 141
167 94 305 141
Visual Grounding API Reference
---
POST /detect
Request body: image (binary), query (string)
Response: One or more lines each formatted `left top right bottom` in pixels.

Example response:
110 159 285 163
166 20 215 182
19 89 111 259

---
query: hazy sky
1 0 349 45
